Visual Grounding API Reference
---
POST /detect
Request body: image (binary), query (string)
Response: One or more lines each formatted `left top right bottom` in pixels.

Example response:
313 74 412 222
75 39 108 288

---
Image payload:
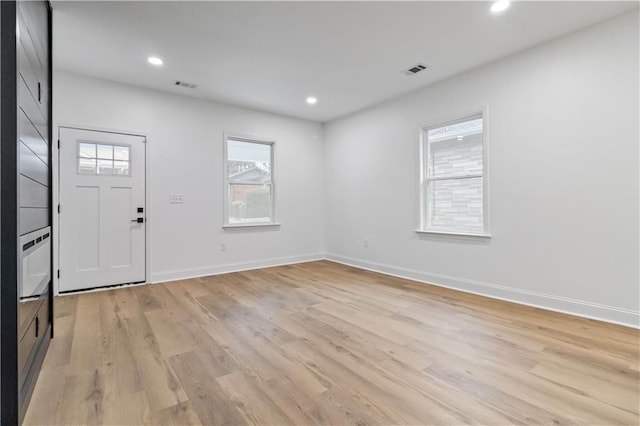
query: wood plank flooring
24 261 639 425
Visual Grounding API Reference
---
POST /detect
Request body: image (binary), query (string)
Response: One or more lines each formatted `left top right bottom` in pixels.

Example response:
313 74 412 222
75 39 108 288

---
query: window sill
415 229 492 238
223 223 281 230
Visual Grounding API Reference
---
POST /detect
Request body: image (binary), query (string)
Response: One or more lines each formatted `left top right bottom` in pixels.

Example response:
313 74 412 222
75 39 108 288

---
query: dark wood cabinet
1 1 53 423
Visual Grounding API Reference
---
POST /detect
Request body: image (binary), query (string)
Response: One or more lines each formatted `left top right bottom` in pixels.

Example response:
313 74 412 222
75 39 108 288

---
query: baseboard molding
74 251 639 329
151 253 325 284
326 253 640 329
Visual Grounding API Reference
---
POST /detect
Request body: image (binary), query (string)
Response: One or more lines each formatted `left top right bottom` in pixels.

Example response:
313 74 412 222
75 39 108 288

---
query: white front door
59 128 146 292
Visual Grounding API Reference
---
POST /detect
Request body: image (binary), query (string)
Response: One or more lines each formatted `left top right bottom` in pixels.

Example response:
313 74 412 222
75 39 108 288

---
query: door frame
54 124 151 295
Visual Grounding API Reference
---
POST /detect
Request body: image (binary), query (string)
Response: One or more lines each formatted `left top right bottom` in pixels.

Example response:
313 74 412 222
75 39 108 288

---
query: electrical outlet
363 239 369 248
220 242 227 252
169 194 184 204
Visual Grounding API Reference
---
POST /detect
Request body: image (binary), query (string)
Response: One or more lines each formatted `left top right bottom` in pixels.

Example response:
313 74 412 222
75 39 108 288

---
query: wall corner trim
325 253 640 329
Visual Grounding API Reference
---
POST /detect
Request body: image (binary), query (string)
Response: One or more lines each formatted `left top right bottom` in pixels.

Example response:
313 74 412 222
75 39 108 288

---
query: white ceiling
53 1 637 123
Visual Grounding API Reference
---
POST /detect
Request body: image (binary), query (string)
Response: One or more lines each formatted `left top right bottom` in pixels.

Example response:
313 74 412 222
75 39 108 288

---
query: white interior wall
323 11 639 327
53 71 325 288
53 10 639 328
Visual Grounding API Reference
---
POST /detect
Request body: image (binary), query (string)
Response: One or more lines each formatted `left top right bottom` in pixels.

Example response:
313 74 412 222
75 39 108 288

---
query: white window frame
223 133 279 228
417 109 491 238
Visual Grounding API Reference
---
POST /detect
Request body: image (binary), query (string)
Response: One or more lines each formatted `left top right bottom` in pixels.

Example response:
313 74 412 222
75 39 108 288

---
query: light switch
169 194 184 204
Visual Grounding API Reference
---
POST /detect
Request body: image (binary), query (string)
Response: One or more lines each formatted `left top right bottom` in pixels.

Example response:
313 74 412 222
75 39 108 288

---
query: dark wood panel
19 175 48 208
18 296 47 381
19 142 48 186
0 1 21 423
17 1 48 72
17 41 41 110
19 207 48 236
18 8 46 75
3 1 52 424
19 295 45 342
19 107 48 164
17 316 38 386
18 5 49 119
18 77 47 144
19 296 51 424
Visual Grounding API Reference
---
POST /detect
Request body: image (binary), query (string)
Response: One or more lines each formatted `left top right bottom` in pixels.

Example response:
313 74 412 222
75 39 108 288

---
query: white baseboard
151 253 325 284
326 253 640 329
65 250 639 329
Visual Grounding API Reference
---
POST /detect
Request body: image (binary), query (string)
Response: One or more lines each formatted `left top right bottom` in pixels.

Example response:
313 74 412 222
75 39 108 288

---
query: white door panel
109 186 134 268
59 128 145 292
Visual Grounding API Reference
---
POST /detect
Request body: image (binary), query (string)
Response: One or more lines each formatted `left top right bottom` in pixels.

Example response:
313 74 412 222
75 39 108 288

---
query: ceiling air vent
174 80 198 89
403 63 429 76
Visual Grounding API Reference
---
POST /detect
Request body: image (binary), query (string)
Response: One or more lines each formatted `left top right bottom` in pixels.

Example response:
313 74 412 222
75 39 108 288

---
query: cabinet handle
35 316 39 338
37 82 41 103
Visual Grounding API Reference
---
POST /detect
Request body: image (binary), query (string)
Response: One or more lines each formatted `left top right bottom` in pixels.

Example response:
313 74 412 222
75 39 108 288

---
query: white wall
54 11 638 327
323 11 639 327
53 71 325 287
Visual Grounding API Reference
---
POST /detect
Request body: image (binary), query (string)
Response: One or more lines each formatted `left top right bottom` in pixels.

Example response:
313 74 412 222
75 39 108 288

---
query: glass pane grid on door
78 142 130 176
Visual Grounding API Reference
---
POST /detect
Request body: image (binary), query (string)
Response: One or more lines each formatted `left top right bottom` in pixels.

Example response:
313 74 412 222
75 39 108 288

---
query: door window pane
77 142 130 176
78 158 97 175
97 159 114 175
113 161 130 176
114 146 129 161
79 143 96 158
97 144 113 160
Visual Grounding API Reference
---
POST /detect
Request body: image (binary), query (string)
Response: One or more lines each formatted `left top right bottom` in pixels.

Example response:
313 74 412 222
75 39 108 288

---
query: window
224 135 275 226
78 142 130 176
420 113 488 235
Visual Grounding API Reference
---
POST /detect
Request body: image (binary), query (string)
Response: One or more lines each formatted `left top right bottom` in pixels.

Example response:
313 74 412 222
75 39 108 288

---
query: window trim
417 108 491 238
223 132 277 228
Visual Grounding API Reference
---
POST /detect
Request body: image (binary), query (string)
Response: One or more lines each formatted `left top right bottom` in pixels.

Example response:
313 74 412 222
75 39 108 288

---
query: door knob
131 218 144 223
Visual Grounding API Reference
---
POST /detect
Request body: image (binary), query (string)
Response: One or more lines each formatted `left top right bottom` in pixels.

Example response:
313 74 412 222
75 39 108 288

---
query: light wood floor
24 261 639 425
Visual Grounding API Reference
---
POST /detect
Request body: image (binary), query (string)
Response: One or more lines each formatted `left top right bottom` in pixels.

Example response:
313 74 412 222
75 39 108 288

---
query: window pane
430 133 483 177
97 144 113 160
78 158 97 175
227 139 271 182
228 184 272 224
97 159 113 175
79 143 96 159
114 145 130 161
428 117 482 143
113 160 130 176
427 177 483 233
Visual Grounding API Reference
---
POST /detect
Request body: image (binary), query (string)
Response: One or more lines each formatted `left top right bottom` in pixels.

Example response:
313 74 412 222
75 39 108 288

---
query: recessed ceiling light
491 1 510 13
147 56 163 66
306 96 317 105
